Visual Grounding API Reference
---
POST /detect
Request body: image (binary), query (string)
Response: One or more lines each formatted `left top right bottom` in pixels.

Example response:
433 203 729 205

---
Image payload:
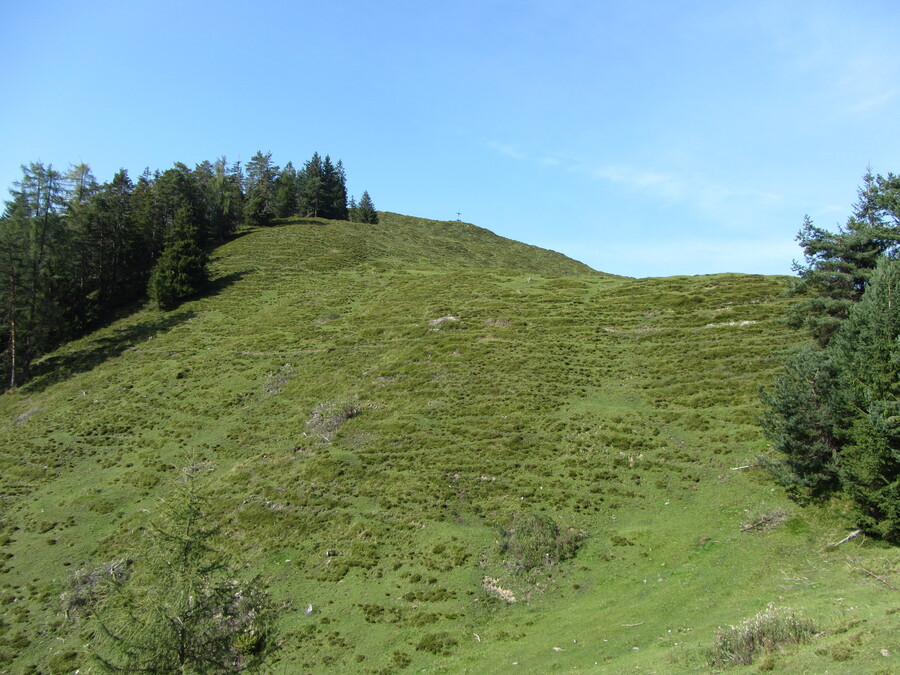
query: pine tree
148 205 208 309
357 190 378 224
2 163 70 383
320 156 348 220
760 345 844 499
205 157 243 242
829 258 900 540
243 151 278 227
789 171 900 344
763 171 900 541
90 466 277 672
298 152 324 218
273 161 298 218
86 170 140 313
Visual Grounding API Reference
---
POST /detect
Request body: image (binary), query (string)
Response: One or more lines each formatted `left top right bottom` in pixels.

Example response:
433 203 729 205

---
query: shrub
707 604 817 668
306 398 361 442
500 512 582 573
415 632 457 656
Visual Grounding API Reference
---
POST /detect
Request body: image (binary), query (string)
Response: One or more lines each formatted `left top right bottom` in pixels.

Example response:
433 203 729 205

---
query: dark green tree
199 158 243 243
273 161 298 218
61 164 99 327
829 258 900 539
320 156 348 220
85 170 142 313
760 345 845 500
789 170 900 345
131 168 166 271
90 466 277 672
0 163 70 383
298 152 324 218
243 151 278 228
356 191 378 224
763 171 900 541
0 202 29 389
148 205 208 309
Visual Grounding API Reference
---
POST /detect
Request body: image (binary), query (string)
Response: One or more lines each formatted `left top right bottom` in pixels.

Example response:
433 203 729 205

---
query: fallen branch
829 530 861 547
848 561 897 591
622 622 644 628
730 465 751 471
740 511 788 532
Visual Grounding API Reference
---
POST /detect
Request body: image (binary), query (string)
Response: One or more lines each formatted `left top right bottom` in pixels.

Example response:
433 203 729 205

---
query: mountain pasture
0 214 896 673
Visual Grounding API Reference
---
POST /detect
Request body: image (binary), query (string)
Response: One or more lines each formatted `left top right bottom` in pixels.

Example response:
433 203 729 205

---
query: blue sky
2 1 898 277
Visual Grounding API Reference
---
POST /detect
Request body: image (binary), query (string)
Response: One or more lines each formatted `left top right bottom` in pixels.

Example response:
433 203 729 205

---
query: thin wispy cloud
590 164 781 212
487 141 528 161
486 139 782 226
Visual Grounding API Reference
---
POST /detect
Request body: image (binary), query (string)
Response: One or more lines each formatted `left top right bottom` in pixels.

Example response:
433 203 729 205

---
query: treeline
762 170 900 542
0 152 378 389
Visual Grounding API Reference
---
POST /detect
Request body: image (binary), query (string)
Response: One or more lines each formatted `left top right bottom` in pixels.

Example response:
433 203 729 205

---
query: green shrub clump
500 512 581 573
708 603 817 668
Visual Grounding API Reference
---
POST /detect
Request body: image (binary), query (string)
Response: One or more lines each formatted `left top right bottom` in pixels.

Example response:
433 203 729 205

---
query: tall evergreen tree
243 151 278 227
148 205 208 310
298 152 324 218
273 161 298 218
0 201 29 389
59 163 98 331
356 190 378 224
320 156 348 220
789 170 900 344
763 171 900 542
87 170 142 311
1 163 70 383
131 168 165 274
200 157 243 243
829 258 900 539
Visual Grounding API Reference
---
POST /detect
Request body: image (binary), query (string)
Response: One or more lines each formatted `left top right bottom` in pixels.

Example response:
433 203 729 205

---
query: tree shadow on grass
24 310 198 394
20 269 248 394
204 270 249 299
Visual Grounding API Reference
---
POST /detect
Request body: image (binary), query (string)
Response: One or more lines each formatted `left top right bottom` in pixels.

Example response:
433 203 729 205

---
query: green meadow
0 213 896 673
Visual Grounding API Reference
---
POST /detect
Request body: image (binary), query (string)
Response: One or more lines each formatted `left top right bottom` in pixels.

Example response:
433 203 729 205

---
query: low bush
306 398 361 442
500 512 582 573
707 603 818 668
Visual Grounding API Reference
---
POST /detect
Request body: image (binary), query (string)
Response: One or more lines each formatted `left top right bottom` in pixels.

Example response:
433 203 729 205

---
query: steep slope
0 215 895 673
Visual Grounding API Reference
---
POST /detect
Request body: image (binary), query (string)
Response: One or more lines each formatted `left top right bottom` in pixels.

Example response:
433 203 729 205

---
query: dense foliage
350 190 379 224
0 153 374 388
763 170 900 541
788 170 900 345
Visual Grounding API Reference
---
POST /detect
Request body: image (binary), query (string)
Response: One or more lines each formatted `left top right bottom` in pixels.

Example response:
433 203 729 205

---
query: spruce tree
2 163 70 383
298 152 324 218
320 156 348 220
243 151 278 227
148 205 208 309
273 161 298 218
357 190 378 224
789 171 900 344
763 171 900 541
829 258 900 540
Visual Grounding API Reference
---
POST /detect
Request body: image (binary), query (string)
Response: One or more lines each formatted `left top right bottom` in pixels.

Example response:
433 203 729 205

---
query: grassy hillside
0 213 896 674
